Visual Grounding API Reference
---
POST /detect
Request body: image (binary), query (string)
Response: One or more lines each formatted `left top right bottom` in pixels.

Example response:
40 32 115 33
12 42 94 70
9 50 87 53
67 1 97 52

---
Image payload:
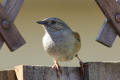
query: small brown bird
37 17 84 74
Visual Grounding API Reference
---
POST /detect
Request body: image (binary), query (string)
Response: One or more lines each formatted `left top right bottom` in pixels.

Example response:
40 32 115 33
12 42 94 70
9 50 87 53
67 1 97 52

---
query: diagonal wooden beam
2 0 24 22
0 0 25 49
96 0 120 37
0 0 25 51
0 2 25 51
96 0 120 47
96 19 117 47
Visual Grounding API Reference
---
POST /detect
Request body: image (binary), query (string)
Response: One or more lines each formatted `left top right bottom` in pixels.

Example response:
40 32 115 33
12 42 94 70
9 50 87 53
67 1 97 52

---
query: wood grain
0 3 25 51
0 70 17 80
2 0 24 22
96 19 117 47
0 0 25 51
0 0 24 49
15 63 120 80
88 62 120 80
96 0 120 36
15 65 83 80
96 0 120 47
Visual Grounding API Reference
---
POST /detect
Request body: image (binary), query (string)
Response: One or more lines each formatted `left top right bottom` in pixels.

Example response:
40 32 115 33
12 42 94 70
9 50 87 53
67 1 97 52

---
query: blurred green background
0 0 120 70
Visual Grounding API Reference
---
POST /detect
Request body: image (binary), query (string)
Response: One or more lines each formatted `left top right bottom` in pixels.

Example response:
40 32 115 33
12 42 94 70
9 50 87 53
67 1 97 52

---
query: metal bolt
2 20 9 29
115 14 120 23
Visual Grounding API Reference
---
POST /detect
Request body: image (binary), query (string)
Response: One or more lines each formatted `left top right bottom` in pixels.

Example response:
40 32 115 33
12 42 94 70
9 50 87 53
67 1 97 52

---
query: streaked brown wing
73 31 81 53
73 32 80 42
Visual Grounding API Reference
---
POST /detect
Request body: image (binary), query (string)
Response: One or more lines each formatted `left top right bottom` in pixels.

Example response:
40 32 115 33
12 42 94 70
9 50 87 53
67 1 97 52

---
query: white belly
42 31 77 61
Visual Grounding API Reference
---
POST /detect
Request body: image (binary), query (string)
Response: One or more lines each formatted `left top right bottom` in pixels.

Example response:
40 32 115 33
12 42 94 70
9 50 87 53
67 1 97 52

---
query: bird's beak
36 21 48 25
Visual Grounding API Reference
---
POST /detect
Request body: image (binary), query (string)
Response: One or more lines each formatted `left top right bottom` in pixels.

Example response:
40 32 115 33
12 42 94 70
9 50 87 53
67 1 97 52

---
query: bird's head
36 17 71 32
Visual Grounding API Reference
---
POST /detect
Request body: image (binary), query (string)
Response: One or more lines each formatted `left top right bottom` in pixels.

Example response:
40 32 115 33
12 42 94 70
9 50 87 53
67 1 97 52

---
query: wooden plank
2 0 24 22
95 0 120 36
15 63 120 80
15 65 84 80
0 70 17 80
0 0 24 49
96 19 117 47
87 62 120 80
96 0 120 47
0 3 25 51
0 0 25 50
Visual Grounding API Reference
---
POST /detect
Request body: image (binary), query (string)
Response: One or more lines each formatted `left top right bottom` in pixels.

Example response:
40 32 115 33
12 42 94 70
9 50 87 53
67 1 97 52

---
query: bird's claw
52 62 62 74
52 63 60 70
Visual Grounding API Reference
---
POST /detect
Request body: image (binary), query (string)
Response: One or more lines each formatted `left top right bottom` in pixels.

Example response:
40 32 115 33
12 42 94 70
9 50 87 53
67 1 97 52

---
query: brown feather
73 31 81 54
73 32 80 42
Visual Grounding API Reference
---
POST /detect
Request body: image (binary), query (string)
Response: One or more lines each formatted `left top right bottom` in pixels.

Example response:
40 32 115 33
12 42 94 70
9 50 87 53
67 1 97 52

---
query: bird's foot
52 60 62 74
75 55 88 78
52 63 60 70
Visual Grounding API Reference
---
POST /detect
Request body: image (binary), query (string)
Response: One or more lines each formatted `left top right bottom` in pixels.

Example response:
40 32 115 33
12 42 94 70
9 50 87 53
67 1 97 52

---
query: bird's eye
51 20 56 24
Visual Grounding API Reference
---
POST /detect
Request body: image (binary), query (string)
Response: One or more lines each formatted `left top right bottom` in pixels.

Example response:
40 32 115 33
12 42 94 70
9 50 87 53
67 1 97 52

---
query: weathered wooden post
0 0 25 51
14 62 120 80
0 63 119 80
96 0 120 47
85 62 120 80
15 65 84 80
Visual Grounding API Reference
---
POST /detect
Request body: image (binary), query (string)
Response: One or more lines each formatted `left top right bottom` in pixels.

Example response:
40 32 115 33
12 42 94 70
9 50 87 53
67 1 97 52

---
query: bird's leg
75 55 86 77
52 60 61 73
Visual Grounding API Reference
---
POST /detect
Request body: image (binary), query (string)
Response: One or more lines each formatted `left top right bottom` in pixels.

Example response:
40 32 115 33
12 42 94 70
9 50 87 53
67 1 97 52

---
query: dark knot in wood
2 20 10 29
115 14 120 23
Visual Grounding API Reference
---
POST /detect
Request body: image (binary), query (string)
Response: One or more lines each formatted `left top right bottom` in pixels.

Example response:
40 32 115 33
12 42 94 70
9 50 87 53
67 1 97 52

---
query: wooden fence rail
0 70 17 80
0 62 120 80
